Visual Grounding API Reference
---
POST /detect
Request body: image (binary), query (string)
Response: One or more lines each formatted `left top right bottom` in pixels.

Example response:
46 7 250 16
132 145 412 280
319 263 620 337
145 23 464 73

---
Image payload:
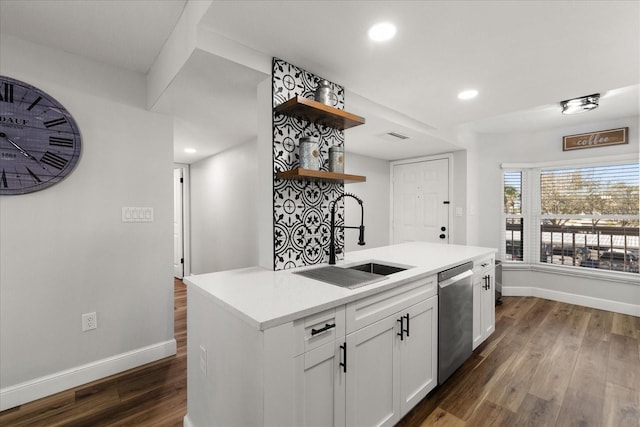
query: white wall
475 116 639 251
344 153 390 252
471 116 640 314
451 150 467 245
0 36 175 409
189 145 388 272
190 140 258 274
257 78 273 269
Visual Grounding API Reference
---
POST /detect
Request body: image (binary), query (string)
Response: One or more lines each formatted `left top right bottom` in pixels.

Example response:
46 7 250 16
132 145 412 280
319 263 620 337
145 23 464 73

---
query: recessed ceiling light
368 22 396 42
184 148 197 154
458 89 478 100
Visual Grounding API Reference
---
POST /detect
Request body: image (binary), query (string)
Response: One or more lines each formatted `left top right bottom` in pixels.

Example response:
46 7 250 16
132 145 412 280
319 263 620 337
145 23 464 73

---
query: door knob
439 234 446 239
441 226 446 231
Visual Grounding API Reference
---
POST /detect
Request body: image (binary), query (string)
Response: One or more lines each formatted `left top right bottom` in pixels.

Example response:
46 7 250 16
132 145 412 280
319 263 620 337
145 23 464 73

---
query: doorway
173 164 190 278
391 156 451 244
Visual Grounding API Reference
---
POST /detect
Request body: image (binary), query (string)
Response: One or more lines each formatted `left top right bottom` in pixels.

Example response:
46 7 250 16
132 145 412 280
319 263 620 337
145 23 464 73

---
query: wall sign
563 127 628 151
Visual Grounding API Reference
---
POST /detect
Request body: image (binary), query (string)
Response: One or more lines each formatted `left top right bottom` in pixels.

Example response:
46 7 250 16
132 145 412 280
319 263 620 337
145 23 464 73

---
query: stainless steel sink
294 262 410 289
294 266 387 289
346 262 408 276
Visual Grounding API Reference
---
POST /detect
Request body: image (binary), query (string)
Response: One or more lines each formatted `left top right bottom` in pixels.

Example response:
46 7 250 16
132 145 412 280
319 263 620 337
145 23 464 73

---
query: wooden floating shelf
276 168 366 184
274 96 365 130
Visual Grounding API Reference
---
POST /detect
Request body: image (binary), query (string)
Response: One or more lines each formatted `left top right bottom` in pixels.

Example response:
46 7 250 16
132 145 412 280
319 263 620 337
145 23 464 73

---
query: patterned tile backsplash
272 58 345 270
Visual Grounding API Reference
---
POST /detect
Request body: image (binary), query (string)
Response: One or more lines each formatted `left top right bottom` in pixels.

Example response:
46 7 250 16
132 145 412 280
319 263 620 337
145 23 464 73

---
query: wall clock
0 76 82 195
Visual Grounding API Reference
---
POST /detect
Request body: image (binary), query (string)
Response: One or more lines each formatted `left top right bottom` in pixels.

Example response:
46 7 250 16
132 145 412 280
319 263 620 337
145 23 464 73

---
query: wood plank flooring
398 297 640 427
1 283 638 426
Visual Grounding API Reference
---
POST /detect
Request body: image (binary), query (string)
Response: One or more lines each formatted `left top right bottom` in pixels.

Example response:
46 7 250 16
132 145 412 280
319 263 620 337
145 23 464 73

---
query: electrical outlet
199 345 207 376
82 312 97 332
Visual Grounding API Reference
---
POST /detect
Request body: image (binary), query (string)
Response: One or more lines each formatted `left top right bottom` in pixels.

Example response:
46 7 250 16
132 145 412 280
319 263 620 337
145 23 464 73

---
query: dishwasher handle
438 269 473 288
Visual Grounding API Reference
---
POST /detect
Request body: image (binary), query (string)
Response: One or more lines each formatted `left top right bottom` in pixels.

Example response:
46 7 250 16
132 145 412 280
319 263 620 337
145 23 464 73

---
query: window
539 163 639 273
503 161 639 275
504 171 524 262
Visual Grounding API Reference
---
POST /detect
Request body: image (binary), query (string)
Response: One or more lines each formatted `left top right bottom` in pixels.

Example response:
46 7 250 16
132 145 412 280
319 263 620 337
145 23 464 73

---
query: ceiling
1 0 638 163
0 0 187 74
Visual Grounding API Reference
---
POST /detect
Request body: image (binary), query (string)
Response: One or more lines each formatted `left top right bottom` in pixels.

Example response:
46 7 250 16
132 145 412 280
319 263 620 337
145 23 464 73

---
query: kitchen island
184 242 496 427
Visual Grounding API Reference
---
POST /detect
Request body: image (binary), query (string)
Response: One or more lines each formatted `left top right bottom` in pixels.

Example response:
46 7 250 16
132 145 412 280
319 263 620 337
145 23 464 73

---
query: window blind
540 163 639 216
504 171 522 215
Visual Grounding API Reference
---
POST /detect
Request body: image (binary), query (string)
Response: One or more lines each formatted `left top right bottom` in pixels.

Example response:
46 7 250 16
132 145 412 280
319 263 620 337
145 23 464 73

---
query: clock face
0 76 82 195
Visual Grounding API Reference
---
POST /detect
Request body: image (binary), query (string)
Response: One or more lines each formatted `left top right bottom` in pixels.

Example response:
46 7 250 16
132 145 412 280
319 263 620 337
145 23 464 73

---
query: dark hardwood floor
1 281 638 426
398 296 640 427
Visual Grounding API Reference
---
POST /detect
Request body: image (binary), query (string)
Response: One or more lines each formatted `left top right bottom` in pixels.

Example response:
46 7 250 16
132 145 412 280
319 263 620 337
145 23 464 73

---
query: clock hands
0 132 48 169
1 132 34 159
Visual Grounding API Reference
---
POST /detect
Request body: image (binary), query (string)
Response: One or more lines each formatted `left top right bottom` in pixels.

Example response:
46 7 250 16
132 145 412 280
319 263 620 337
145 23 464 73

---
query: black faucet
329 193 365 265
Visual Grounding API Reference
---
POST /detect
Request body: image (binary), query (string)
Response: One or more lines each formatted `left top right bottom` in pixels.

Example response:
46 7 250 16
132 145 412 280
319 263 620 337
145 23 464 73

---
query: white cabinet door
346 314 400 427
472 274 483 349
472 265 495 350
482 272 495 339
294 341 346 427
399 296 438 414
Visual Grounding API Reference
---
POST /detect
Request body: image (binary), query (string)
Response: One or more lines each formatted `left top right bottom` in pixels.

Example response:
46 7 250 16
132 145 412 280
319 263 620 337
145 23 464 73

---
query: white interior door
173 167 184 279
392 158 449 244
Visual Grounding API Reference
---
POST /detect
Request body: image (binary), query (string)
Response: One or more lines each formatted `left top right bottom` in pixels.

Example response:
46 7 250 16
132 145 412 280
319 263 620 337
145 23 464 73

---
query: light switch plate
122 207 154 223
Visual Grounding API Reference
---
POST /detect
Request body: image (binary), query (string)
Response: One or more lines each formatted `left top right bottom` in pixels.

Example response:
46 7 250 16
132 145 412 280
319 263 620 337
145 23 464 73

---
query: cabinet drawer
473 256 494 275
345 275 436 334
294 306 345 356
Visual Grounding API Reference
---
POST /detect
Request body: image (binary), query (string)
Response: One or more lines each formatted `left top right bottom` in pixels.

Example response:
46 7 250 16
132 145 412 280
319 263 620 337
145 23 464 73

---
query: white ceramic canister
299 136 320 170
329 145 344 173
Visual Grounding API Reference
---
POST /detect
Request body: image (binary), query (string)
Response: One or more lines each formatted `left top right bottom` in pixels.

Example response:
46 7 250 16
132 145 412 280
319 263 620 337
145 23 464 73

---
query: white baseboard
0 339 177 411
502 286 640 317
184 415 194 427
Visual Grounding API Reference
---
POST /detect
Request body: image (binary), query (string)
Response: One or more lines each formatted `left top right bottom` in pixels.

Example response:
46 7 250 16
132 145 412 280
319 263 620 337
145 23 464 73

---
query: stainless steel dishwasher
437 261 474 384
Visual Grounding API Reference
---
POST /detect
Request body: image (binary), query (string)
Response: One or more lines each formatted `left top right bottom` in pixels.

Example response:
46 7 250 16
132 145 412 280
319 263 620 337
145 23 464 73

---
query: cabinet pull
404 313 410 337
397 317 404 340
311 323 336 336
340 343 347 373
483 275 491 290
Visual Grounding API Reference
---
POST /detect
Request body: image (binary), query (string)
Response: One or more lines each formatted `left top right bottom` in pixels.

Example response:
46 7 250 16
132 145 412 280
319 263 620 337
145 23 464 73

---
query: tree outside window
539 164 638 273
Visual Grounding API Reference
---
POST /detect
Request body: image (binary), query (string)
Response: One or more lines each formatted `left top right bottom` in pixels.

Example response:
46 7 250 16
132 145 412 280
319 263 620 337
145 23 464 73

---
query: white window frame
501 154 639 282
502 169 528 263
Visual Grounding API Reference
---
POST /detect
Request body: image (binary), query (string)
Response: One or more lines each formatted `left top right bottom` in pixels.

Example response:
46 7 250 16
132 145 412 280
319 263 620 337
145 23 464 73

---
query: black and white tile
272 58 345 270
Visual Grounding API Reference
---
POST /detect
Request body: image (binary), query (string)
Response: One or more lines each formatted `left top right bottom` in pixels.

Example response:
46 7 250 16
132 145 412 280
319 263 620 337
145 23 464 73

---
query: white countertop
184 242 496 330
